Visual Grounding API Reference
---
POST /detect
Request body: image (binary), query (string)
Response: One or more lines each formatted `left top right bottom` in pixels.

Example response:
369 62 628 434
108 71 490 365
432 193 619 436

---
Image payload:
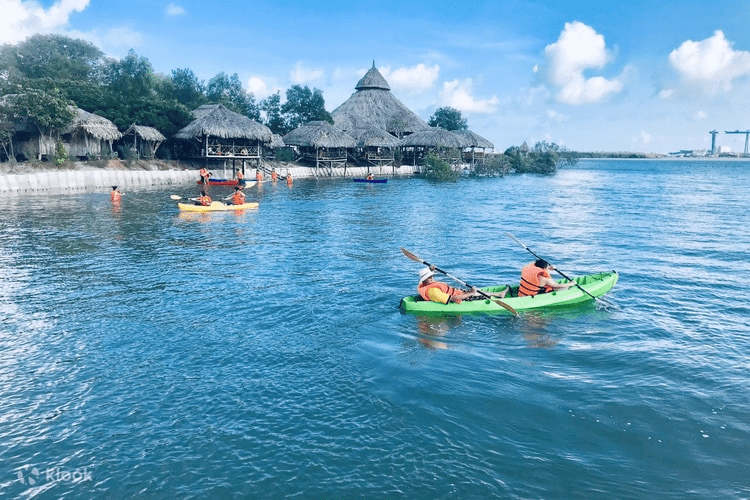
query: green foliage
274 147 295 162
502 141 577 174
12 88 76 136
424 151 459 181
170 68 207 110
54 140 68 166
428 106 468 131
282 85 333 130
5 34 105 82
471 154 509 177
260 92 289 135
206 72 260 120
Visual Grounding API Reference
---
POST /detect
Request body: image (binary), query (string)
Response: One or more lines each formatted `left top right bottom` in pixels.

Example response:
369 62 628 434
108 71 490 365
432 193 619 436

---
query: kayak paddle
505 232 612 306
400 247 518 316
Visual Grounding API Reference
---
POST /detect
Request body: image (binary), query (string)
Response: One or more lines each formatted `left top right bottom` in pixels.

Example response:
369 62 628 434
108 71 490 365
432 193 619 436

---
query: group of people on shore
417 259 575 304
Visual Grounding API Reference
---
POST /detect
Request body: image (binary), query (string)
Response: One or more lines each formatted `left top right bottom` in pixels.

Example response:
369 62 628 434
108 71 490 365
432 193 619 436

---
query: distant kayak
353 178 387 184
177 201 259 212
197 179 257 187
399 271 618 315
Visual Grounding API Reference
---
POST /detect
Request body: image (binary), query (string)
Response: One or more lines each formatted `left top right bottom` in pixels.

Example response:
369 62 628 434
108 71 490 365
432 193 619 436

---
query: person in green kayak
518 259 575 297
417 266 507 304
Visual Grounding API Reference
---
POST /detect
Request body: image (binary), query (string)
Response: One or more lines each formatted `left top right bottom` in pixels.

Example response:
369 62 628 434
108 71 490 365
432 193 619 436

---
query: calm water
1 160 749 499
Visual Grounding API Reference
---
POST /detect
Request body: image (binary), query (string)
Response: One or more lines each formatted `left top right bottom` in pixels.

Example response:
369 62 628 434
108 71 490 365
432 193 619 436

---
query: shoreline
0 159 419 193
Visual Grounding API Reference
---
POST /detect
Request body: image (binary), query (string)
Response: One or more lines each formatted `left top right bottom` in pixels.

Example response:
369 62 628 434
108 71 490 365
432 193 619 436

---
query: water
1 160 749 499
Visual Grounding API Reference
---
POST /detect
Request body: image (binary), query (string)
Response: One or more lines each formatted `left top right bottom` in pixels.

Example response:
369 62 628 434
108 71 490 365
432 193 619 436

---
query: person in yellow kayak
518 259 575 297
196 190 212 206
229 186 245 205
417 266 506 304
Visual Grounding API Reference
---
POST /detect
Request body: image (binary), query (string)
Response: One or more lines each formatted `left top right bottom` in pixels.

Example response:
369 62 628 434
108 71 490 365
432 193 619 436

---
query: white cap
418 267 434 283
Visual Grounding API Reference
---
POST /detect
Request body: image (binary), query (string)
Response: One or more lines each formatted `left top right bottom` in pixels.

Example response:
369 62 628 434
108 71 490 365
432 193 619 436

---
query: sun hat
418 267 434 283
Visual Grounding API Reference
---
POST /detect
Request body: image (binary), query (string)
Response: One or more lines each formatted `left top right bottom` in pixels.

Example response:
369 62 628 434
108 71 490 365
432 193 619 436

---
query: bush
275 147 295 162
471 154 508 177
54 140 68 166
424 152 459 181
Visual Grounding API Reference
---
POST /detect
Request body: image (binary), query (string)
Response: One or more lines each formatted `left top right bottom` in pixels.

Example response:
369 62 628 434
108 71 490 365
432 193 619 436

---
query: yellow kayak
177 201 258 212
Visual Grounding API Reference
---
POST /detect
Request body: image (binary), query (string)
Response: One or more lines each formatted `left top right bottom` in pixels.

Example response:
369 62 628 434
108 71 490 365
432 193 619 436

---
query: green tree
260 91 289 135
423 151 459 181
170 68 207 110
281 85 332 130
206 72 260 120
7 34 104 82
428 106 468 131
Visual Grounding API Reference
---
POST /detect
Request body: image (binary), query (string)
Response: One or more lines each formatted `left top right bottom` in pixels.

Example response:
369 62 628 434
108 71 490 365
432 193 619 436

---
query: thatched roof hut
283 121 355 172
453 129 494 149
175 104 272 142
399 127 468 148
62 107 122 159
330 62 429 138
121 123 166 159
174 104 273 163
283 121 356 149
399 127 469 167
349 125 401 148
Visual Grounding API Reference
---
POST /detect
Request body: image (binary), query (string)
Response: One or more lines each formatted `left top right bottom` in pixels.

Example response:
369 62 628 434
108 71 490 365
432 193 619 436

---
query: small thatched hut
174 104 273 171
283 121 356 173
399 127 469 166
61 107 122 159
349 125 401 168
331 62 429 138
453 129 494 164
121 124 166 159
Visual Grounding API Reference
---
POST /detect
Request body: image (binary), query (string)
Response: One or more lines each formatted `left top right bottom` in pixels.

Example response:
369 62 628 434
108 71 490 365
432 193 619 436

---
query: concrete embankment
0 164 420 193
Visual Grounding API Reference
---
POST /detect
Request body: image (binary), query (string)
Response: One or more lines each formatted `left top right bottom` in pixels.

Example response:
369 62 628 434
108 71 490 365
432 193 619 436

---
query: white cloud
166 3 186 16
543 21 623 105
546 109 568 123
0 0 90 44
247 76 283 100
668 30 750 92
641 131 652 144
439 78 499 113
659 88 675 99
694 110 707 120
380 64 439 94
289 61 325 85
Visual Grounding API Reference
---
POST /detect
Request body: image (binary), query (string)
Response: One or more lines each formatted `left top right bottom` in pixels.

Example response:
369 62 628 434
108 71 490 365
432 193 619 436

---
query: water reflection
414 316 464 350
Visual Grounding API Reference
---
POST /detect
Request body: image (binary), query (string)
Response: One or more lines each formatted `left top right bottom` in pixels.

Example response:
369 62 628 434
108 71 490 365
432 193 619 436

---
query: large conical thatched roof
174 104 273 142
283 121 356 148
349 125 401 148
399 127 468 148
65 107 122 141
122 123 166 142
453 129 494 149
331 63 429 136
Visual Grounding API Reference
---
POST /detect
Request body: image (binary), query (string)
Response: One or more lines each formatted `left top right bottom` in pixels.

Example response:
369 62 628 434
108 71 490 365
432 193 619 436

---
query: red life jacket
418 281 457 304
518 262 552 297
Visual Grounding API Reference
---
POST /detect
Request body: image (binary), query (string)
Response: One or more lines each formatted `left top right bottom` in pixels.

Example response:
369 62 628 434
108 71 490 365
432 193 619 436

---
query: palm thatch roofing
65 107 122 141
331 63 429 136
122 123 166 142
283 121 356 148
399 127 469 148
349 125 401 148
174 104 273 142
269 133 285 148
453 129 494 149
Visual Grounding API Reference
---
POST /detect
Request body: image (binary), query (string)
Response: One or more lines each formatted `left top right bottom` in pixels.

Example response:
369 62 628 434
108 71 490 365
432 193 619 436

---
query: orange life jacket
111 191 121 202
286 175 293 186
271 171 278 181
256 171 263 182
418 281 457 304
232 192 245 205
199 195 212 206
518 262 552 297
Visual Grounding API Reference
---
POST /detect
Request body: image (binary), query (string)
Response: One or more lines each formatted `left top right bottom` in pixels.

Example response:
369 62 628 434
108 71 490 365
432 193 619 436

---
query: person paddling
417 266 506 304
196 190 212 206
518 259 575 297
229 186 245 205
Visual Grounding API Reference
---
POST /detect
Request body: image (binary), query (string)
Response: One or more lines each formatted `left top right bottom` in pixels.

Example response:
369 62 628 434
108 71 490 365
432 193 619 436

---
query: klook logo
16 465 92 485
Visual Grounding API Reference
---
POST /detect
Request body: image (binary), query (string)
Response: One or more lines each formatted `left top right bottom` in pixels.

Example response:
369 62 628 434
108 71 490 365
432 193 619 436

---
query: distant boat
353 178 387 184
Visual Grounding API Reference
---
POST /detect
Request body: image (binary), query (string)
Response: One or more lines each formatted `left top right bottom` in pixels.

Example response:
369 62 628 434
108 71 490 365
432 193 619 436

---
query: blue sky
4 0 750 153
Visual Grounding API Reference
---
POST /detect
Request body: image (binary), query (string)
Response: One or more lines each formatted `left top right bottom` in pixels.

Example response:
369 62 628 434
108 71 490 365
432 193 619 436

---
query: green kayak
399 271 618 316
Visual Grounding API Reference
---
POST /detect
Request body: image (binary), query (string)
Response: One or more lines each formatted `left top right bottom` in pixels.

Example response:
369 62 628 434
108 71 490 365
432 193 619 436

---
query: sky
3 0 750 153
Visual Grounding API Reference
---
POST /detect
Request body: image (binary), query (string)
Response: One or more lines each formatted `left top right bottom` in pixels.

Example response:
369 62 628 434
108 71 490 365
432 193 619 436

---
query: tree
281 85 332 130
7 34 105 82
260 91 289 135
428 106 468 131
170 68 207 110
206 72 260 121
423 151 460 181
503 141 577 174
